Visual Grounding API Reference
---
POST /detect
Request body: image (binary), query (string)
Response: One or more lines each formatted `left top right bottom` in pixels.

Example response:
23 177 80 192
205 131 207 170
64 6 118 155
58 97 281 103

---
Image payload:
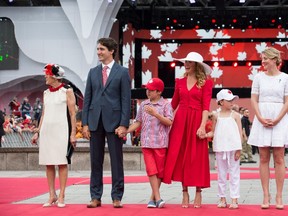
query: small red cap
143 78 164 92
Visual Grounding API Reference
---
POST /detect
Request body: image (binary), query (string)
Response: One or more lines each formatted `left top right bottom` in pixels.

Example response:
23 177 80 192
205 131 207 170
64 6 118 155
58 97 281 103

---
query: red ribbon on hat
44 64 54 76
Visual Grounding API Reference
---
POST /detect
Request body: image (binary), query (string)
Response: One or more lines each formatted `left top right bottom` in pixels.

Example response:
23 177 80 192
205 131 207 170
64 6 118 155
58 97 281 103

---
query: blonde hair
184 62 207 88
262 47 282 66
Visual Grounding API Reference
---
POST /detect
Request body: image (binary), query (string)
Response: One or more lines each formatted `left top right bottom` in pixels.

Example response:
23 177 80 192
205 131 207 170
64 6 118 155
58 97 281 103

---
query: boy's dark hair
242 108 248 112
97 37 118 59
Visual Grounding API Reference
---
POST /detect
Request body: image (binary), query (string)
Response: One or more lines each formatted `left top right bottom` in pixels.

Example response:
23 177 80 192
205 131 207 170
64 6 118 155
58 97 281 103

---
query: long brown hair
184 62 207 88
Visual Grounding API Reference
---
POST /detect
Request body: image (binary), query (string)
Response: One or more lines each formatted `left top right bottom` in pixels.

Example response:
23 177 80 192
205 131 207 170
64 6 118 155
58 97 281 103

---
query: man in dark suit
82 37 131 208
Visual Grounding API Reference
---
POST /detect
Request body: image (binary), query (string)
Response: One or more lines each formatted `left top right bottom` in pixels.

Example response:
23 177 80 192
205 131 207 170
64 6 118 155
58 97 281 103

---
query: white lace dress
248 72 288 147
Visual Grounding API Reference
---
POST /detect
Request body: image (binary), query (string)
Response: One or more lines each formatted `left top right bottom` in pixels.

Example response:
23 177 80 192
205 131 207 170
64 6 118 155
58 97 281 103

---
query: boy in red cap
126 78 173 208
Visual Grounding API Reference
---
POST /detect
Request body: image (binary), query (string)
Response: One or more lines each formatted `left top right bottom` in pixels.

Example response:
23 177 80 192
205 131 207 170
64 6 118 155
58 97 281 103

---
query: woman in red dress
163 52 213 208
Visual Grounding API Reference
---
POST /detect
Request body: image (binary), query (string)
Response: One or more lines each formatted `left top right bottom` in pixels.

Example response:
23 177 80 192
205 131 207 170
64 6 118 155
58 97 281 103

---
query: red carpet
0 178 84 204
1 172 288 216
0 204 286 216
1 172 288 204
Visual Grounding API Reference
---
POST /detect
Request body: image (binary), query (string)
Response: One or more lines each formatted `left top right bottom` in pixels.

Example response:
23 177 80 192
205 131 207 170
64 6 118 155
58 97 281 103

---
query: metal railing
1 131 34 147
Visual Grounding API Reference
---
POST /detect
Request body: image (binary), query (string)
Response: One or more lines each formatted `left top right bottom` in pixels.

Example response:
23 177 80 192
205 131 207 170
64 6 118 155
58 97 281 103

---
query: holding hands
115 105 157 139
196 126 206 139
115 126 128 139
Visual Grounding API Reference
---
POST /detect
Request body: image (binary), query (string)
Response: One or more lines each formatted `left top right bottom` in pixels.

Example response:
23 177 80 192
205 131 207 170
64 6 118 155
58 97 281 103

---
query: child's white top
213 111 242 152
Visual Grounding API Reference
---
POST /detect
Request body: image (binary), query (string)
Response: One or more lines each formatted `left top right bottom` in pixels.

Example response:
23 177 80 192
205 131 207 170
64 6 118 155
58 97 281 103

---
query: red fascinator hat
43 63 65 79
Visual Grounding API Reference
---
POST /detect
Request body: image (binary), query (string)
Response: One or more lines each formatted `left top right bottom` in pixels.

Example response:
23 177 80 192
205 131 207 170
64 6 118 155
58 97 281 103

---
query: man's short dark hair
97 37 118 59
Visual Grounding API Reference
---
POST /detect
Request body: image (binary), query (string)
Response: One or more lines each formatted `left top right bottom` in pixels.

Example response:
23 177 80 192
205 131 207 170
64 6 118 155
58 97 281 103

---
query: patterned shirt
135 97 173 148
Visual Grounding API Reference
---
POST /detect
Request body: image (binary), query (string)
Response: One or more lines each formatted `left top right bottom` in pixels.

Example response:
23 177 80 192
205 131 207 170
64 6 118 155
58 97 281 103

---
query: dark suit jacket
82 63 131 132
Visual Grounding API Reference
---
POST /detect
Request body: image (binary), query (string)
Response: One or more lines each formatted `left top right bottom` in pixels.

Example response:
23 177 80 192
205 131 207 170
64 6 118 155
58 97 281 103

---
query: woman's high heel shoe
261 203 270 209
261 194 271 209
57 197 65 208
182 189 190 208
43 196 58 207
193 188 202 208
275 196 284 210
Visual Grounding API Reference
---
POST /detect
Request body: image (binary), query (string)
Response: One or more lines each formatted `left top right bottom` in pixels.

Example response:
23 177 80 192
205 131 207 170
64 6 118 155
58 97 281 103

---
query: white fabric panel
0 0 124 110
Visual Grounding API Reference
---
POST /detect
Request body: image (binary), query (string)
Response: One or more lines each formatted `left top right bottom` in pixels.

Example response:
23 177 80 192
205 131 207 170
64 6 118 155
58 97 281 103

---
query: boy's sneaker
147 200 156 208
156 199 165 208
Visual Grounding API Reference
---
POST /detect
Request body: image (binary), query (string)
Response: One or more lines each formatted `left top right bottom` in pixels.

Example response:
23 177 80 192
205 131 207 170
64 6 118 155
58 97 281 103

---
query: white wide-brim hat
174 52 212 75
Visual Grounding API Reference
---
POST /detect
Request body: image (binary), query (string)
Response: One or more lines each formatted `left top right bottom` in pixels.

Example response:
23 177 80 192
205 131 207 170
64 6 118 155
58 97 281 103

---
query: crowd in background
1 95 85 145
0 95 264 153
0 96 43 144
1 94 285 159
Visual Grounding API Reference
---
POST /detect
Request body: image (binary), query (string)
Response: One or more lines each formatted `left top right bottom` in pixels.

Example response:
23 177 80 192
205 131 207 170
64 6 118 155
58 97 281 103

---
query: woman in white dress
31 64 77 208
248 47 288 210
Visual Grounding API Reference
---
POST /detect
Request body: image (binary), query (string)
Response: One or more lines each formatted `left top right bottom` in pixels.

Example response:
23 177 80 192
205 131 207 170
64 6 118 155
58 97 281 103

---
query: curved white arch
0 0 124 110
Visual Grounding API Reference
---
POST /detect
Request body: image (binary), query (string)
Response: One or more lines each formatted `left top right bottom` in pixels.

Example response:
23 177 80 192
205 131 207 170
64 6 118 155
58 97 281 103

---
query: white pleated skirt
248 102 288 148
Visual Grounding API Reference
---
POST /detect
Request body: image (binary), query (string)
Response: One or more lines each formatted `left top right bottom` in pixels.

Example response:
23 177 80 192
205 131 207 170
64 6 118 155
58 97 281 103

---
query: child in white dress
207 89 242 209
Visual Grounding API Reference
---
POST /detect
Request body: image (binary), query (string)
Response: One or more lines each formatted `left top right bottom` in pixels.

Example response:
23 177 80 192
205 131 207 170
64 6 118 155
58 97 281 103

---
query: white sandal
229 202 239 209
217 199 227 208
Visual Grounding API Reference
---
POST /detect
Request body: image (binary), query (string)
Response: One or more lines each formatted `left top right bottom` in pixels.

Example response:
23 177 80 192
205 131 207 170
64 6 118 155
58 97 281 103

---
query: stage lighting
233 62 238 67
170 62 176 68
131 0 136 6
246 62 252 67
